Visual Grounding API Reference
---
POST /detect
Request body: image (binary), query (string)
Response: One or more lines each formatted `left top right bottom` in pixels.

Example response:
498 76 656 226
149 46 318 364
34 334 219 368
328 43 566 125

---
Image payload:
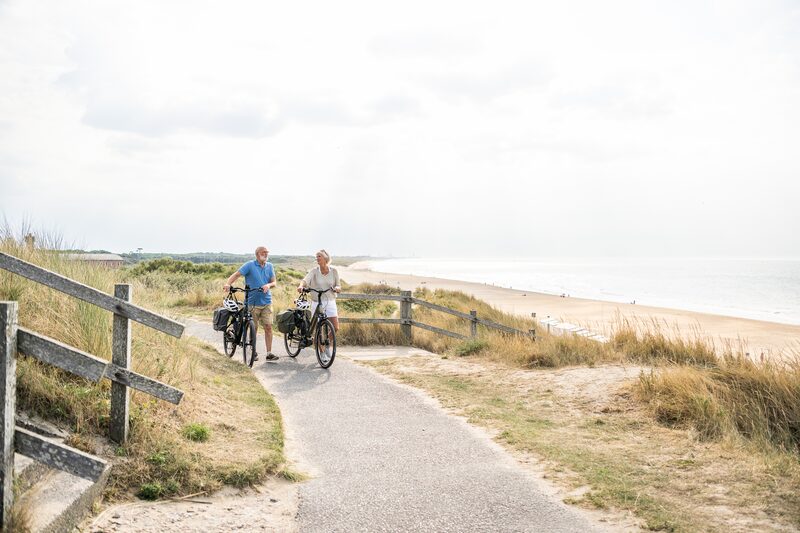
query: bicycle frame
296 289 332 336
226 287 258 346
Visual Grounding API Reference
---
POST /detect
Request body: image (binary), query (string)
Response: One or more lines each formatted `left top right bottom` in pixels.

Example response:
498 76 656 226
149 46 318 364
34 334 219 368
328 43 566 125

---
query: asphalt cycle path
186 319 604 533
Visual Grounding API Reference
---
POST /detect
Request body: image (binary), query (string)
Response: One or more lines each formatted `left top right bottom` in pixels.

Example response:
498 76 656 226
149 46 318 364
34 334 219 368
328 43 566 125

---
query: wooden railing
338 291 535 344
0 252 185 529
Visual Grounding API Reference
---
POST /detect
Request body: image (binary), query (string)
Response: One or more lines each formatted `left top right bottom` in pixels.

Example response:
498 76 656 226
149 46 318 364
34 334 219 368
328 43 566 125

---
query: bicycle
283 287 337 368
222 286 263 368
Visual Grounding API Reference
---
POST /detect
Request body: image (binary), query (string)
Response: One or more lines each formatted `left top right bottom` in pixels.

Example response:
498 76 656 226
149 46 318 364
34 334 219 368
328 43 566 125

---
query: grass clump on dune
638 354 800 452
1 227 287 500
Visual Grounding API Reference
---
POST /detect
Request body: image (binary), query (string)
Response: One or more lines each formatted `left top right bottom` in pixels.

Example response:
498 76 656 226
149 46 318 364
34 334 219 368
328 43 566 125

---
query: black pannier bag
276 309 296 334
213 307 232 331
294 309 311 335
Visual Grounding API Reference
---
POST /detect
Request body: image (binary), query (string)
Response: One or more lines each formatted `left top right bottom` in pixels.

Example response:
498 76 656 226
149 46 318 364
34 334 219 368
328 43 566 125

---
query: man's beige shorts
251 304 273 328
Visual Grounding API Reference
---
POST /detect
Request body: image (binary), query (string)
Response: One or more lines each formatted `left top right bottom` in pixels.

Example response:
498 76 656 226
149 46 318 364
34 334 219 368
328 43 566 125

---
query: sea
358 258 800 326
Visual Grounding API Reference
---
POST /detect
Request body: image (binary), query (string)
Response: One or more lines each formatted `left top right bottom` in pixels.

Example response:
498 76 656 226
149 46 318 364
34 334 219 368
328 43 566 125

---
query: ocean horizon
356 257 800 326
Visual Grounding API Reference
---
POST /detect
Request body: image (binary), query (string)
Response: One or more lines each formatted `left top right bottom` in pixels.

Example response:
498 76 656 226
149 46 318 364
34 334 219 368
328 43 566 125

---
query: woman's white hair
316 249 331 264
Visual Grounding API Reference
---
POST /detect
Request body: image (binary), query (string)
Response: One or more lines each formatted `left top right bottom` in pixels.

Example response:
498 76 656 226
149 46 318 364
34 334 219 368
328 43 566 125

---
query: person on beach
223 246 279 362
297 249 342 331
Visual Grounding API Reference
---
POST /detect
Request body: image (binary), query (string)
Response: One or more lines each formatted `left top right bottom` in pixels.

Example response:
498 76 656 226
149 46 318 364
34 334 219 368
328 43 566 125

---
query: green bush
277 268 305 283
454 339 489 357
128 258 236 279
340 299 376 313
138 482 164 500
182 422 211 442
148 451 168 466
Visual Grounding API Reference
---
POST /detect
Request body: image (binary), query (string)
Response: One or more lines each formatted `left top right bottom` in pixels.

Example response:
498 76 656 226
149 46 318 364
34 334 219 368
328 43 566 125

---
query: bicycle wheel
314 319 336 369
242 320 257 367
284 327 302 357
223 324 236 357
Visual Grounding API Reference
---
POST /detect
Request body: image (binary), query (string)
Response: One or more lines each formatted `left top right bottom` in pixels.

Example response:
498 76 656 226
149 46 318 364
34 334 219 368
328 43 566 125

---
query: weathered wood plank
110 284 131 444
400 291 413 345
410 298 475 321
104 364 183 405
470 310 478 338
474 317 524 335
17 328 107 381
339 292 531 338
410 320 467 340
0 252 184 338
14 427 107 481
17 328 106 382
338 318 405 325
411 296 525 335
0 303 17 530
18 329 184 404
338 293 404 302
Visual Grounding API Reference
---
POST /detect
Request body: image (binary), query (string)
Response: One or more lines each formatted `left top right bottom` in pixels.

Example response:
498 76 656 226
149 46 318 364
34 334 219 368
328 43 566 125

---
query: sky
1 1 798 258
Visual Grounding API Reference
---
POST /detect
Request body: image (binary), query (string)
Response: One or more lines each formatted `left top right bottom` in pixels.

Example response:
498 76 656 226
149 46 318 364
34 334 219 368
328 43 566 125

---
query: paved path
186 320 603 533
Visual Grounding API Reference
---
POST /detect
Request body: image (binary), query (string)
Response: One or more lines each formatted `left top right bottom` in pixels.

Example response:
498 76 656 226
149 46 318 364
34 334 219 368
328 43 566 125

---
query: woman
297 249 342 331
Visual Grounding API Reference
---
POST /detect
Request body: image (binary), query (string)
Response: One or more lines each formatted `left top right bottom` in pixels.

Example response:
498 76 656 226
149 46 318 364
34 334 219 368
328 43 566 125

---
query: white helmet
295 299 311 311
223 298 240 312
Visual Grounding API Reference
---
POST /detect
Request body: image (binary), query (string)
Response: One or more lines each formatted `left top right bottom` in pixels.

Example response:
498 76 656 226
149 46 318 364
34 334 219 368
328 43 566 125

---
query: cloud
369 32 481 58
552 84 674 119
425 59 552 103
80 97 285 138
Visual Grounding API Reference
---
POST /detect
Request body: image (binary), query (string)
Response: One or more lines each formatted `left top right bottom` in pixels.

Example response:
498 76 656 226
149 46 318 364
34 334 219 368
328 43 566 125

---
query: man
223 246 279 362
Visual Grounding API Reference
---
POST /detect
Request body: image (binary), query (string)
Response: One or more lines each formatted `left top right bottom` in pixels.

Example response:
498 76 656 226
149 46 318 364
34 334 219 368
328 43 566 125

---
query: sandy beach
341 263 800 359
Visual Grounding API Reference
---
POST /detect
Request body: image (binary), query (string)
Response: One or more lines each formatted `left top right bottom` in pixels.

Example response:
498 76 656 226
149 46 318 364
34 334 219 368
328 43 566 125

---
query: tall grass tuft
611 317 718 366
638 355 800 452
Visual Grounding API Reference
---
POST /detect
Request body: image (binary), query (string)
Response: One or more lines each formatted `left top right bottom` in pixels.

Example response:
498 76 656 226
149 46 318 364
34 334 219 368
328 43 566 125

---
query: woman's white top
303 266 340 302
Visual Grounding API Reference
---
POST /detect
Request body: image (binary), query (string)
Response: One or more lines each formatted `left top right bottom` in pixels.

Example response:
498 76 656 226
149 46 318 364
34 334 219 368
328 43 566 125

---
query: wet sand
340 263 800 359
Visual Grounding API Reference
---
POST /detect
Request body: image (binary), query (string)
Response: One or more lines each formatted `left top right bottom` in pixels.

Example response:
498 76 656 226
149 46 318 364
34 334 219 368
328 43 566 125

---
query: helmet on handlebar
223 298 240 312
295 298 311 311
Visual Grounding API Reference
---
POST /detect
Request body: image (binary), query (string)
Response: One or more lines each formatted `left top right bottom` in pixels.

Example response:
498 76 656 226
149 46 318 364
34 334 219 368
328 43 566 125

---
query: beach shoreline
340 262 800 359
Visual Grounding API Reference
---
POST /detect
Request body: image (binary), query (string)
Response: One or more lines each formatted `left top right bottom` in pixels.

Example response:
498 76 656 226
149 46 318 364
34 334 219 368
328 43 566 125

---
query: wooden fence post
400 291 412 346
470 310 477 338
110 285 131 444
0 302 18 530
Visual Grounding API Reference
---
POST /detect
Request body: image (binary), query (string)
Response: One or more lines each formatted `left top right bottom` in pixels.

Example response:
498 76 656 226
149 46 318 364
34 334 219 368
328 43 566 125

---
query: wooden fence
338 291 535 344
0 252 185 529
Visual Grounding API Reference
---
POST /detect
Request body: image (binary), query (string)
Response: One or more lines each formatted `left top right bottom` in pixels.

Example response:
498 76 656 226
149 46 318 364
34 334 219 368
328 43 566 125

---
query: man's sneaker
264 352 279 363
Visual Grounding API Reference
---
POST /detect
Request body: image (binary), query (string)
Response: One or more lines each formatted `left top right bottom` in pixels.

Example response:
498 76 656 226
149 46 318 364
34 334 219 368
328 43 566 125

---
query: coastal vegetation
337 284 800 531
0 232 289 512
3 232 797 531
105 260 798 529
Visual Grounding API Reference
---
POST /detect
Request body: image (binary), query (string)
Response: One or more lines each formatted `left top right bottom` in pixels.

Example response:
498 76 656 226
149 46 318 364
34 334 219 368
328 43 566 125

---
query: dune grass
342 282 800 530
334 283 800 458
0 229 287 502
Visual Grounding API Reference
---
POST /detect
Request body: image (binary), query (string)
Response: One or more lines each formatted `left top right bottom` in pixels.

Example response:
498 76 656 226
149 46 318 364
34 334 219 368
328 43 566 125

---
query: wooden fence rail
0 253 183 338
0 252 186 529
337 291 534 344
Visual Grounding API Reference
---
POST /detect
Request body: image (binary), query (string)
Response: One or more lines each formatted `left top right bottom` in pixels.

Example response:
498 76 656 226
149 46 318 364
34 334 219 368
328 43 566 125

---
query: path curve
187 320 604 533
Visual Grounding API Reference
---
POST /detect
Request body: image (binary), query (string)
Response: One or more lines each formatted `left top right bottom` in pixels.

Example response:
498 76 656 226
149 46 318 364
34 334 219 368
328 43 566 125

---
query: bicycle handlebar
301 287 334 295
229 286 264 294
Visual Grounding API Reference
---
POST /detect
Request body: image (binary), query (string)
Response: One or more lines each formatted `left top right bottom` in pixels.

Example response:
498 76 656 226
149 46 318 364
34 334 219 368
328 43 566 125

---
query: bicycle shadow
251 335 333 393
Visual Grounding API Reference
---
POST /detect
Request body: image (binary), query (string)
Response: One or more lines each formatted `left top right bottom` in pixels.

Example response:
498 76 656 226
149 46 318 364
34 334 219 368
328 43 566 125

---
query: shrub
182 422 211 442
340 299 376 313
138 482 164 500
453 339 489 357
128 258 236 279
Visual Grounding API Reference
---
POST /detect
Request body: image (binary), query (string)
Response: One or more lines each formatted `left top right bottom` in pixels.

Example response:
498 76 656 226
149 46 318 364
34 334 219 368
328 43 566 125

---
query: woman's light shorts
316 298 338 318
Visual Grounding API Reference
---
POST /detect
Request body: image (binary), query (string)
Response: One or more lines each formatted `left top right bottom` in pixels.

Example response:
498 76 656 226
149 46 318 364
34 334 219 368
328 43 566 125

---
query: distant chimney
24 233 35 249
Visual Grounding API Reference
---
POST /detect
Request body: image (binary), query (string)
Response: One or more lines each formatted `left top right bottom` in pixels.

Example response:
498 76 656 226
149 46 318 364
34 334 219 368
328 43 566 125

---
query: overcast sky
1 1 798 258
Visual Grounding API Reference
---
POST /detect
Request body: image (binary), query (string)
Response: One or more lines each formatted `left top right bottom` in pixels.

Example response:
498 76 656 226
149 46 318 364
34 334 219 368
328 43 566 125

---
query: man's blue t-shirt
238 260 275 306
